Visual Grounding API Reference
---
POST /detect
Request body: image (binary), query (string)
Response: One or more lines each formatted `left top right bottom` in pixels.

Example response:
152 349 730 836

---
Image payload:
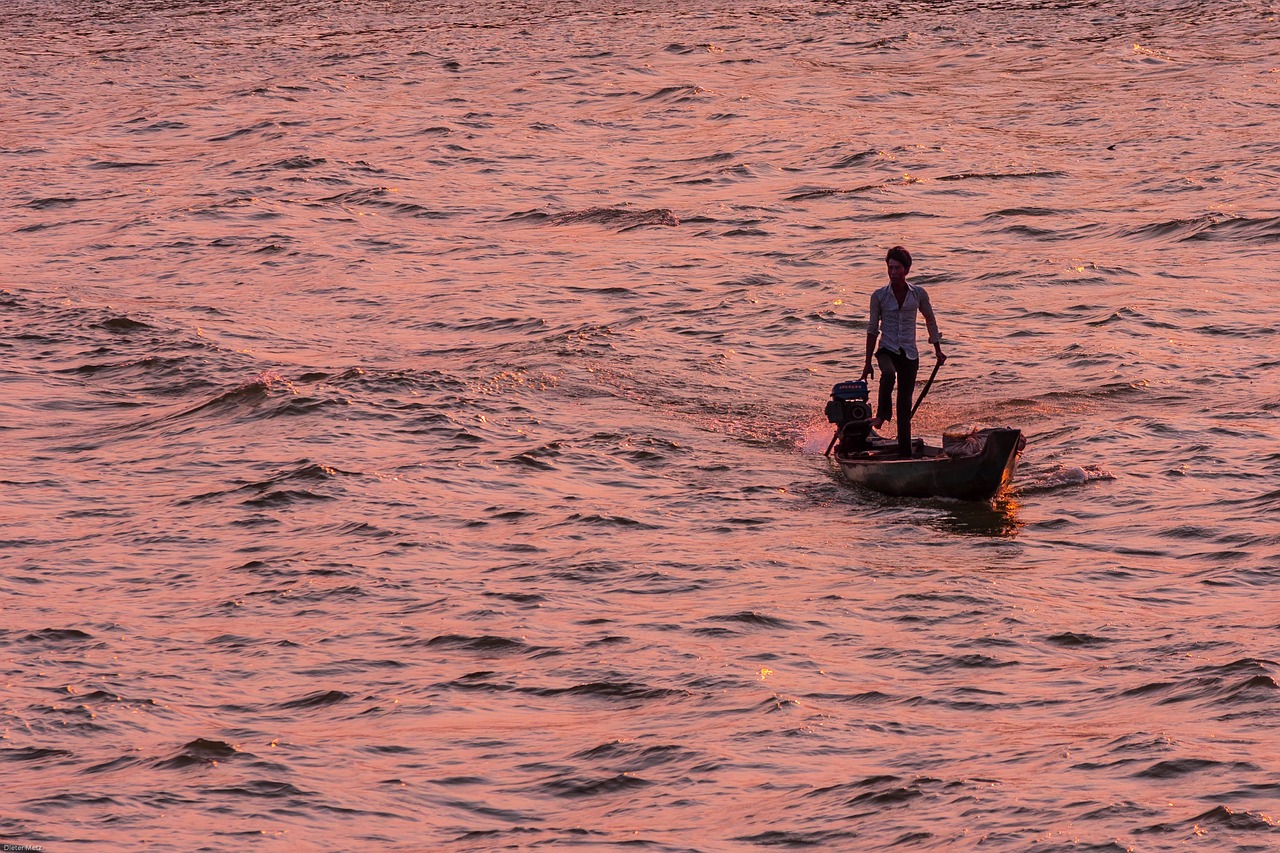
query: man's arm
919 289 947 365
861 292 879 379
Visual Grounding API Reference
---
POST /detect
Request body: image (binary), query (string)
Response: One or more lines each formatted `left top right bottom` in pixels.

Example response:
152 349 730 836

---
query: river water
3 0 1279 849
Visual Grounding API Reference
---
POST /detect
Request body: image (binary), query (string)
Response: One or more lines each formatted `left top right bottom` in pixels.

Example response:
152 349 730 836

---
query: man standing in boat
860 246 947 458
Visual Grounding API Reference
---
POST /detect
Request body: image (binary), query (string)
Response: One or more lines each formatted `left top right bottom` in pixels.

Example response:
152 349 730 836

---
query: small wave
58 354 191 384
706 611 795 630
903 690 1018 712
23 196 82 209
1184 805 1279 831
74 689 150 705
640 84 710 102
936 170 1064 181
1124 659 1278 707
735 829 859 846
1177 212 1280 242
272 155 327 169
508 450 557 471
483 509 539 523
153 372 356 429
206 633 262 647
125 119 189 133
663 43 722 55
87 160 162 169
439 675 517 694
1 747 75 762
529 681 687 702
572 740 699 769
281 585 367 605
1133 757 1257 779
15 218 97 233
84 755 147 775
848 784 925 806
804 690 894 705
1121 211 1239 240
206 780 311 799
154 738 240 770
318 187 390 204
828 149 880 169
276 689 352 709
895 591 990 606
811 776 915 805
20 628 95 643
1117 681 1173 700
170 375 274 415
315 186 450 217
208 233 296 249
994 222 1070 239
1046 631 1113 647
986 206 1067 217
1085 306 1143 326
279 461 342 481
860 210 942 221
182 460 345 506
208 120 284 142
539 772 652 798
556 513 660 530
241 488 336 508
518 207 680 229
564 284 637 297
690 626 738 637
944 653 1018 669
483 590 544 603
786 180 896 200
93 315 152 332
421 634 541 655
1191 321 1276 337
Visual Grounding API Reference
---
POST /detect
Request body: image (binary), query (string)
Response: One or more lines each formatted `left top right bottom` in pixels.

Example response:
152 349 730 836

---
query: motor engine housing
825 380 874 452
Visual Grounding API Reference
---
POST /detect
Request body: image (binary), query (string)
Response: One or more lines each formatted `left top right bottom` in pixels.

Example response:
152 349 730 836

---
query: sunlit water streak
3 0 1279 849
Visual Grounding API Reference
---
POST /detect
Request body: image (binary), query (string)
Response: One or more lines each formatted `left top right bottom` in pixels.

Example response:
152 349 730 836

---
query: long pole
909 359 942 420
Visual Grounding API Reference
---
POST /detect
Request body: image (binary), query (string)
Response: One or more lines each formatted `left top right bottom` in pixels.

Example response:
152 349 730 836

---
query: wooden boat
834 427 1024 501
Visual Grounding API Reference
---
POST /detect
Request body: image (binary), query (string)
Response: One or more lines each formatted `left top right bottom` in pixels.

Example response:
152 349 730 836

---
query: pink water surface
3 0 1279 849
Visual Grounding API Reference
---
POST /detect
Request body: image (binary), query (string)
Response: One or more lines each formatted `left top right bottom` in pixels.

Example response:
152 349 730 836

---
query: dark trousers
875 348 919 457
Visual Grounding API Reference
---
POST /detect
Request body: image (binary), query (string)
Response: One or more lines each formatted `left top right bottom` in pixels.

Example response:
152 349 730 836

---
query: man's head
885 245 912 273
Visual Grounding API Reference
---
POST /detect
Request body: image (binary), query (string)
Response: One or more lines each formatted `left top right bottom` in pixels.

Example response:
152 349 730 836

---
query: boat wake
1018 464 1115 493
799 419 839 455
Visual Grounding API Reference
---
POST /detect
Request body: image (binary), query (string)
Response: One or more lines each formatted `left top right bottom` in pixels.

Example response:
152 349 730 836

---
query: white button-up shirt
868 283 941 360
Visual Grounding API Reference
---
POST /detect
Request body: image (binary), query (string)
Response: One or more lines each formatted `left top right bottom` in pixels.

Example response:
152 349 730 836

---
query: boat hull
835 428 1023 501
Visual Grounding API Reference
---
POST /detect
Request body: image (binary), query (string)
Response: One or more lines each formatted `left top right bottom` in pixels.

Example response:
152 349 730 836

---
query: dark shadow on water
814 458 1024 538
837 480 1025 539
924 494 1024 539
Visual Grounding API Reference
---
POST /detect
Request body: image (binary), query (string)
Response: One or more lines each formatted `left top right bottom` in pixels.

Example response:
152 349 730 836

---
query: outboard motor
824 380 874 455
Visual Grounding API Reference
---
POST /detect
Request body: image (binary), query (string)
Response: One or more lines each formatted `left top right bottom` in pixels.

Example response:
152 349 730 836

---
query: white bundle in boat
942 424 989 458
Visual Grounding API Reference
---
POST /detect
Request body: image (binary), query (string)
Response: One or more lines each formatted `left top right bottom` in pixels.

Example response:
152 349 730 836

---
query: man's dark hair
886 245 912 272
